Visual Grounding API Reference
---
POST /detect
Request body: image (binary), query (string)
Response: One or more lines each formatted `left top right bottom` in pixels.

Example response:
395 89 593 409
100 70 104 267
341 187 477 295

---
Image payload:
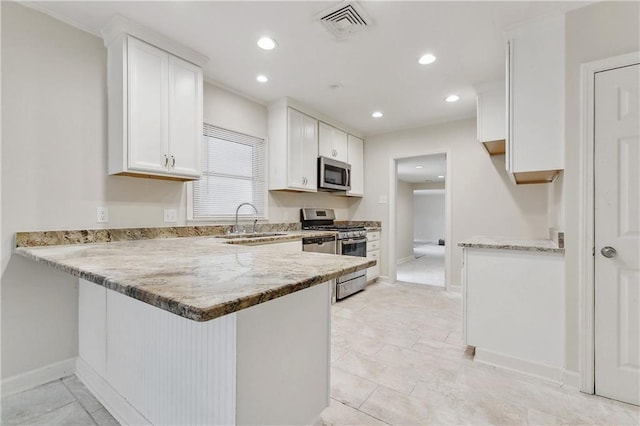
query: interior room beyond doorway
395 154 447 287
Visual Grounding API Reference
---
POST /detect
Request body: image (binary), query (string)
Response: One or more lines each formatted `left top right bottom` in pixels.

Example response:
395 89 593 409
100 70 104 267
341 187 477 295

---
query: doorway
394 154 447 287
580 53 639 406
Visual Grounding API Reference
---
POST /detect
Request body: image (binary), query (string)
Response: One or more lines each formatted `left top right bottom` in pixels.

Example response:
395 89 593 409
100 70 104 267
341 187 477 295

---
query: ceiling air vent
317 2 371 39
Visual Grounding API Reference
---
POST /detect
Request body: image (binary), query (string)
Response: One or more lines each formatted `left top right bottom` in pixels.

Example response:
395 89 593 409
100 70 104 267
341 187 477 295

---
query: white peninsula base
77 278 330 425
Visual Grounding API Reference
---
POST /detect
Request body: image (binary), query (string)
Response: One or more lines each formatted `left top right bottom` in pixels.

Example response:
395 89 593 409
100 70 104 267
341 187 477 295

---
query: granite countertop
457 236 564 253
15 232 374 322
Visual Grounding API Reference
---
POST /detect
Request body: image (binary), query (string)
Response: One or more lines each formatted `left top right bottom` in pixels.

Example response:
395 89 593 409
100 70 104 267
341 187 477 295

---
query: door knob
600 246 617 258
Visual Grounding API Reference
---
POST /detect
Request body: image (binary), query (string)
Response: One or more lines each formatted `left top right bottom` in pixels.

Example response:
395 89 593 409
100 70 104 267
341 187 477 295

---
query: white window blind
193 124 266 219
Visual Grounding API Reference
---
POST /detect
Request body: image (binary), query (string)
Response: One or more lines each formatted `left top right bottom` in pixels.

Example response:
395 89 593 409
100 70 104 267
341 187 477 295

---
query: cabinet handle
164 155 169 167
171 156 176 168
332 149 337 157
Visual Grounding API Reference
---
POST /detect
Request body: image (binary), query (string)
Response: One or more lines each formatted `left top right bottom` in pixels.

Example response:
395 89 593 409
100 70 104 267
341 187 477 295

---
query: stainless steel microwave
318 156 351 191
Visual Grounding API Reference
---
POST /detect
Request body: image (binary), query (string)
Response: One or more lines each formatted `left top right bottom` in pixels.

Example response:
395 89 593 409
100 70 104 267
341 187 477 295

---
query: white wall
414 191 445 243
1 2 191 379
351 118 549 285
0 3 359 379
562 1 640 374
395 180 414 262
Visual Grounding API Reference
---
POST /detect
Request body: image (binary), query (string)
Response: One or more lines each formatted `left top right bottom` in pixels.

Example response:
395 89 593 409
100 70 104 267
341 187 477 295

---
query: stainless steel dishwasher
302 234 338 302
302 234 337 255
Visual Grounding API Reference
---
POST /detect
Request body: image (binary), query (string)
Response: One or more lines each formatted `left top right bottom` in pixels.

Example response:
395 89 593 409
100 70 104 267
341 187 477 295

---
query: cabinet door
318 122 348 162
288 109 317 191
168 55 202 177
347 134 364 196
301 113 318 190
127 37 169 173
507 16 564 174
318 122 333 159
287 108 306 189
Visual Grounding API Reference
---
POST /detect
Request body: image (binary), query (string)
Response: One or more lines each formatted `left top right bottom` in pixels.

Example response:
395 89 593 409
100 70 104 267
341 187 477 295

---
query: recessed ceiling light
257 36 277 50
415 165 424 169
371 111 383 118
445 94 460 102
256 74 268 83
438 175 445 178
418 54 436 65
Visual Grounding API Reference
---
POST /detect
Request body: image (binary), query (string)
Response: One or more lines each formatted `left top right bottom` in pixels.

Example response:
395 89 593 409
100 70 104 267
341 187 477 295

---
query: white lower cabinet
77 279 330 426
366 231 380 282
462 248 564 381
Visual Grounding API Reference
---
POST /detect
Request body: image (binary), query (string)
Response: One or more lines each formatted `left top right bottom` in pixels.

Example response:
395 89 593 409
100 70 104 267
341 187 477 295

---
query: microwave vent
317 2 371 39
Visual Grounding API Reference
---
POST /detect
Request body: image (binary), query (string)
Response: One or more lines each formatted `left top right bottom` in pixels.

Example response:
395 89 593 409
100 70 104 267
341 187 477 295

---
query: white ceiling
26 1 589 137
397 153 446 183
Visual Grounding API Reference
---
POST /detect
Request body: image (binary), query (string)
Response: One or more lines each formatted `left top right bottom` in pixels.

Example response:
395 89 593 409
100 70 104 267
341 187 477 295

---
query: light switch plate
164 208 177 223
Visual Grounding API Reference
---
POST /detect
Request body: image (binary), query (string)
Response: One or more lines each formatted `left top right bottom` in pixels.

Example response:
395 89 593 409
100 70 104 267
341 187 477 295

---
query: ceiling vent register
317 2 371 39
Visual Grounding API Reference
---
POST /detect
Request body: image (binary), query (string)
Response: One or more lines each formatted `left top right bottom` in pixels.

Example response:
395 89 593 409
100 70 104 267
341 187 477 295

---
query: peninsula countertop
457 236 564 253
15 233 375 322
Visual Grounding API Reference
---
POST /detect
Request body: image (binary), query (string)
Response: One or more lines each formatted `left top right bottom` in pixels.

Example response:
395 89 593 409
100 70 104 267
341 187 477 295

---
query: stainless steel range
301 208 367 300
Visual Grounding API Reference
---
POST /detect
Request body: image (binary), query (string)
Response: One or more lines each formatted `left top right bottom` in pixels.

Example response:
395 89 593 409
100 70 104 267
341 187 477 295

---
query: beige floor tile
90 407 120 426
335 351 420 395
21 401 96 426
1 381 75 425
62 375 103 414
374 344 462 383
322 398 389 426
360 385 462 425
330 366 378 409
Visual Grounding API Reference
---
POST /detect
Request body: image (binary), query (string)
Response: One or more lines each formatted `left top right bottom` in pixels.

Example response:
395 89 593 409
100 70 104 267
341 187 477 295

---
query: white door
301 113 318 190
594 63 640 406
127 37 169 173
168 55 202 178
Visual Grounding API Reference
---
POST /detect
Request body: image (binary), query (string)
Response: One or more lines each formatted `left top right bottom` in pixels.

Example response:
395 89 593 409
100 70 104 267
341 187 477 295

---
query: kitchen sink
219 232 288 239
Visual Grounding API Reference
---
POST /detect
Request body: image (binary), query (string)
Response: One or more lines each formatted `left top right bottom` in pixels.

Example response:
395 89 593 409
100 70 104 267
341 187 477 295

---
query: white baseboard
76 357 151 425
1 357 77 396
562 369 581 389
474 348 564 384
397 256 415 265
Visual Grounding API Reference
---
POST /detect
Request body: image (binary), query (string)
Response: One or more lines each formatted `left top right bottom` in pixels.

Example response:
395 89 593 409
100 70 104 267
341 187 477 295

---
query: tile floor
321 280 640 425
1 375 118 425
396 243 445 287
3 280 638 425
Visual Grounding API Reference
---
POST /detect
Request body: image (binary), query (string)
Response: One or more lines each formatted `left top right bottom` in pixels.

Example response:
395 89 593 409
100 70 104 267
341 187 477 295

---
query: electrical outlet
164 208 177 223
97 207 109 223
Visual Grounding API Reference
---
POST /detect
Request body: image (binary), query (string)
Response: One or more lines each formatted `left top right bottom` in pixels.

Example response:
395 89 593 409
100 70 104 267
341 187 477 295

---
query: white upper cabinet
318 122 348 163
102 18 206 181
268 102 318 192
476 83 506 155
347 134 364 197
506 14 565 184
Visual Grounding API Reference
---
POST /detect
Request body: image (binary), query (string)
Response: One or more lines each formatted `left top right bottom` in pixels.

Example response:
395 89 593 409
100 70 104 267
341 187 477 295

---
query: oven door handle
341 239 367 246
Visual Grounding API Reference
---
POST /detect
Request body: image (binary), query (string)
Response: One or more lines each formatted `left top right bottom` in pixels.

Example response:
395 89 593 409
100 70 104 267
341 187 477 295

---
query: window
191 124 266 219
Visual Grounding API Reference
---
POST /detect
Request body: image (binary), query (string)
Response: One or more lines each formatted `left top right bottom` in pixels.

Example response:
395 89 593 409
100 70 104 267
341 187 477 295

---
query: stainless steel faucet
234 202 259 234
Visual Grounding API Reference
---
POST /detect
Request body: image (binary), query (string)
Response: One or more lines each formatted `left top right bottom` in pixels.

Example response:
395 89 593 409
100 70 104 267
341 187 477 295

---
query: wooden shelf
481 139 506 155
513 170 561 184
